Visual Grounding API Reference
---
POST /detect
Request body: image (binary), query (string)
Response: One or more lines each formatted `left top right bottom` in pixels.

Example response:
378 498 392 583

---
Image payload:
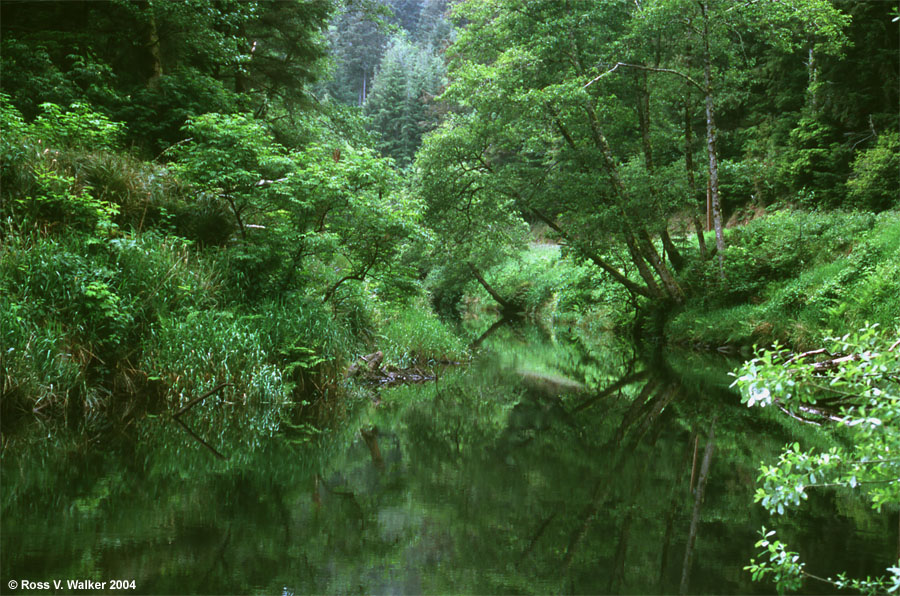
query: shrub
31 101 124 151
683 210 878 308
846 132 900 212
669 211 900 348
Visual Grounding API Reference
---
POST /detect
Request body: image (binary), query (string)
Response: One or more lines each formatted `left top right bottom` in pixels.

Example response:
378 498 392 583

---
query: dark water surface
2 322 894 594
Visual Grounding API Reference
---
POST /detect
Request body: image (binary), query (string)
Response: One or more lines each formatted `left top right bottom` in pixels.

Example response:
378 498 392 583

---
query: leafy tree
420 0 687 305
734 326 900 594
0 0 334 151
288 142 422 303
169 113 291 243
323 4 391 105
235 0 332 119
414 0 453 48
169 111 418 303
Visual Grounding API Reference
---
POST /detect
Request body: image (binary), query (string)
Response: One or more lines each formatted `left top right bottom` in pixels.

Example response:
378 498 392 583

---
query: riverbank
665 210 900 351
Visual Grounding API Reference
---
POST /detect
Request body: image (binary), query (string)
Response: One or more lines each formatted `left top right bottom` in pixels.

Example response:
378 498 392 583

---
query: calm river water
2 321 894 594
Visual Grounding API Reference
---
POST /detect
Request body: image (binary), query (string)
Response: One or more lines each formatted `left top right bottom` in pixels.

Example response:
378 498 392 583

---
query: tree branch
584 62 705 93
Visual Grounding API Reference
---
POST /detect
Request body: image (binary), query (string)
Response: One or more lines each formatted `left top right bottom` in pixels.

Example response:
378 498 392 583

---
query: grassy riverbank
666 210 900 350
0 98 468 443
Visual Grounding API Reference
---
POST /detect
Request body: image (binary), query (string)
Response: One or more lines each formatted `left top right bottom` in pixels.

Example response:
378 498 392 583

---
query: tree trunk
637 231 685 303
637 70 654 171
624 233 666 300
701 0 726 276
635 70 685 273
139 1 163 90
584 105 683 303
468 264 521 314
661 229 685 272
807 46 818 114
685 80 709 259
531 209 656 300
679 420 716 595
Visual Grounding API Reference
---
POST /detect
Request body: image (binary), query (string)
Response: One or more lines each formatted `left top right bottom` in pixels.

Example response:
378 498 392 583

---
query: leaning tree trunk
531 209 657 300
637 230 685 303
584 106 683 303
635 70 685 273
684 65 709 260
468 264 521 315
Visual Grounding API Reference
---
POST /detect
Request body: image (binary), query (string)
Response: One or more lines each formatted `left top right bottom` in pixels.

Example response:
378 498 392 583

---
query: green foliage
415 112 531 279
31 101 124 150
734 326 900 593
779 114 853 207
682 210 878 306
0 0 333 151
745 528 805 594
170 111 419 303
141 310 290 447
459 242 628 328
0 99 159 233
0 227 221 429
847 132 900 212
170 112 291 238
670 211 900 348
17 166 120 233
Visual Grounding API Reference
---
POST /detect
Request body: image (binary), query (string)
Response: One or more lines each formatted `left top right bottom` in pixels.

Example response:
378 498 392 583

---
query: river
2 320 893 594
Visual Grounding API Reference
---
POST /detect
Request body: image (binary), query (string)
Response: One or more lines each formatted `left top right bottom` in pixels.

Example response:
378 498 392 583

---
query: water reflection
2 320 893 594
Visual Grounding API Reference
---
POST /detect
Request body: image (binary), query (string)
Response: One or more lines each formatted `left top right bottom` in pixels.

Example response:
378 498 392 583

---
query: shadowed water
2 321 894 594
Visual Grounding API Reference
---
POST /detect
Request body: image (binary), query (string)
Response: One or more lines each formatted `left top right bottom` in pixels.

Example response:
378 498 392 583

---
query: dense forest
1 0 898 593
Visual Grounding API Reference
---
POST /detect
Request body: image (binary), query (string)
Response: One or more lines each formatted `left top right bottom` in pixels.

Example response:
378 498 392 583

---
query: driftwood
781 348 882 373
173 382 230 418
174 417 227 460
358 364 439 387
347 351 459 387
346 351 384 378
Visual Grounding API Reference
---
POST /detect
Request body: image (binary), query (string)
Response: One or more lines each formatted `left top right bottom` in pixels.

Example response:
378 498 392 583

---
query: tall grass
378 303 469 368
140 310 289 444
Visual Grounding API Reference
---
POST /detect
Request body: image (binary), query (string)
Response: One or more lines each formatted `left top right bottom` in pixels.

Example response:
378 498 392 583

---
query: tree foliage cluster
0 1 454 449
1 0 333 152
414 0 897 316
735 326 900 594
322 0 452 165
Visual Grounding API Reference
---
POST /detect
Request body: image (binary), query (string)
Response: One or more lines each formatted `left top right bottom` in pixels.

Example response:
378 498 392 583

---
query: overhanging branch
584 62 704 93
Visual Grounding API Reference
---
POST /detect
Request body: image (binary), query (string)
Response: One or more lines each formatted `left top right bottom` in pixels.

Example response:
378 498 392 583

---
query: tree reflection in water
1 321 893 595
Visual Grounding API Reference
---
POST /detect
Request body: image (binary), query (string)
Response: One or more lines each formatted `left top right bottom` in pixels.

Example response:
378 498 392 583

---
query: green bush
846 131 900 212
31 101 124 150
682 210 878 308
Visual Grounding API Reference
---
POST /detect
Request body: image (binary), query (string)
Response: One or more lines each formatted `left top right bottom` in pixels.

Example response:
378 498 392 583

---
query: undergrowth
667 210 900 349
